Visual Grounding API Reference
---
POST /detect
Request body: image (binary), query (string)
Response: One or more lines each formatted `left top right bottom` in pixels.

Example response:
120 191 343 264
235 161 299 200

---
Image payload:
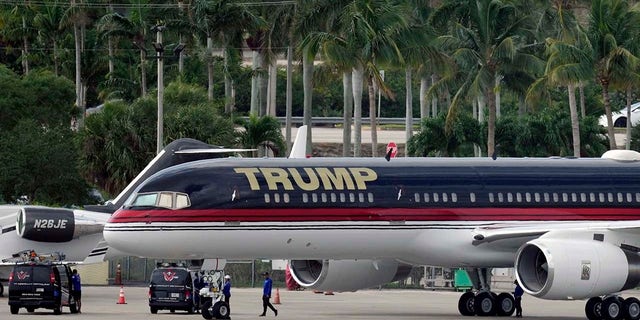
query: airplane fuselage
104 157 640 266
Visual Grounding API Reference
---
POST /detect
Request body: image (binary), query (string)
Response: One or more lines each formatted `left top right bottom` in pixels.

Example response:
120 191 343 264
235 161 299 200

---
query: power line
0 0 295 9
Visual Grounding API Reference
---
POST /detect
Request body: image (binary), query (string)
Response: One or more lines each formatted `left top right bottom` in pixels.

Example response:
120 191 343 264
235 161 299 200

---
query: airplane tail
289 125 309 159
85 139 254 213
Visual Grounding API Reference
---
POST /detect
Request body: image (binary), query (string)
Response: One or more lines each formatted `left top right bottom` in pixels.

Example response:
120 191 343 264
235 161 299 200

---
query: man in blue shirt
223 274 232 307
71 269 82 313
513 280 524 318
259 272 278 317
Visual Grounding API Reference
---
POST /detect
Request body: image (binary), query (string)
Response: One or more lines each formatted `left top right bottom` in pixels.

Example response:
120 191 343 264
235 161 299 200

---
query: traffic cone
273 288 281 304
116 286 127 304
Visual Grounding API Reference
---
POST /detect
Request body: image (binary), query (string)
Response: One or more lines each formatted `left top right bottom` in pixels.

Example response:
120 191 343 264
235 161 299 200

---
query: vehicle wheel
212 301 230 319
150 306 158 314
10 305 19 314
614 117 628 128
474 291 497 316
70 302 78 314
496 292 515 316
201 300 214 319
586 297 603 320
27 307 35 313
624 297 640 320
0 282 4 297
54 304 62 315
458 292 475 316
603 296 624 320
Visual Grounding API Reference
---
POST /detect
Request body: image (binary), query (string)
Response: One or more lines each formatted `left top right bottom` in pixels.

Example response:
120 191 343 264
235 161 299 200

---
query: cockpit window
130 192 191 210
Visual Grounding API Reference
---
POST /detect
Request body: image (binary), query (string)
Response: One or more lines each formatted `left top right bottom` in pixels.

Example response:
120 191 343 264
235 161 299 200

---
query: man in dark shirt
259 272 277 317
223 274 231 307
71 269 82 313
514 280 524 317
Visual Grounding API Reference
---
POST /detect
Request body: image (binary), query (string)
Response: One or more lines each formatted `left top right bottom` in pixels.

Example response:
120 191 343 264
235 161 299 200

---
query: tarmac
3 285 631 320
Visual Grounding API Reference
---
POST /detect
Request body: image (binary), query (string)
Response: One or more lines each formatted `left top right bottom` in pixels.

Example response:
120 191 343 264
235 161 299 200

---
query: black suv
8 262 78 314
149 266 195 314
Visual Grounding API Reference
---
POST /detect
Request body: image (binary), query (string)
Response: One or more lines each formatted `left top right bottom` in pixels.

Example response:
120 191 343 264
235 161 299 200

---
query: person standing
513 280 523 318
71 269 82 313
223 274 231 307
259 272 277 317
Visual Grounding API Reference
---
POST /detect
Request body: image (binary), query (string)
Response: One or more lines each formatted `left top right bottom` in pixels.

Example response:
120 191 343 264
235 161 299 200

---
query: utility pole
153 25 165 155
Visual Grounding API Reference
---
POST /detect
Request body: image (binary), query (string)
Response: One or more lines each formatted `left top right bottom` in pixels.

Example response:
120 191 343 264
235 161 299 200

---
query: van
148 266 195 314
8 263 77 314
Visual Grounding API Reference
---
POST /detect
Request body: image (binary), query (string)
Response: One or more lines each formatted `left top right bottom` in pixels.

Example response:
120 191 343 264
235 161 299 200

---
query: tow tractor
198 269 230 319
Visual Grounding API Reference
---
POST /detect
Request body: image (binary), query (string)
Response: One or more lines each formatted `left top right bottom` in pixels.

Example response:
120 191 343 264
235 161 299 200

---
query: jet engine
16 207 75 243
515 238 640 300
288 259 412 292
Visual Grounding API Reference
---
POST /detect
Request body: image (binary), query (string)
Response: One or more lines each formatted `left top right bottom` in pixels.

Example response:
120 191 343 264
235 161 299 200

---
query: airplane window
618 193 624 202
590 193 596 202
175 194 190 209
562 193 568 202
571 193 577 202
608 193 614 202
274 193 281 203
302 193 308 203
451 193 457 202
599 193 605 202
368 193 374 202
433 193 439 202
312 193 318 203
349 193 355 202
284 193 290 203
424 193 430 202
488 193 494 203
414 193 421 202
358 193 365 202
264 194 271 203
580 193 586 202
507 193 513 203
516 193 522 202
525 193 531 203
330 193 337 202
321 193 327 203
636 193 640 202
470 193 476 203
627 193 633 203
340 193 346 202
158 193 173 208
534 193 540 202
442 193 448 202
132 193 158 207
553 193 559 202
498 193 504 202
544 193 550 202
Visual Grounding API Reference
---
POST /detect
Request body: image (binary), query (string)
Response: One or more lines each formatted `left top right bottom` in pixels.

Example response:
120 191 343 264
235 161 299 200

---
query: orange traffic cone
273 288 281 304
116 286 127 304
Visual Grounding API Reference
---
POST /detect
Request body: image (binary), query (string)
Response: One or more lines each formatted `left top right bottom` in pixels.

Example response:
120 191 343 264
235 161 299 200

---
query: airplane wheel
624 297 640 320
496 292 515 316
212 301 230 319
474 291 497 316
457 292 475 316
201 300 213 319
603 296 624 320
586 297 603 320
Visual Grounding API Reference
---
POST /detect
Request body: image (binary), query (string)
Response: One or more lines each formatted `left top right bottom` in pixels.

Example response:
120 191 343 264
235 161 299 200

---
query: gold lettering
349 168 378 190
315 168 355 190
234 168 261 190
288 168 320 191
260 168 294 191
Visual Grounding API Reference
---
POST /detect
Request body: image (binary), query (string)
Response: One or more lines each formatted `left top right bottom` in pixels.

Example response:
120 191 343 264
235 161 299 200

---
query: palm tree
33 1 65 76
588 0 640 150
237 114 286 158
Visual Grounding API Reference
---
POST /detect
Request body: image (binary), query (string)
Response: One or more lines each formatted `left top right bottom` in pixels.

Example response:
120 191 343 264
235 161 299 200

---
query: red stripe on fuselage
108 207 640 223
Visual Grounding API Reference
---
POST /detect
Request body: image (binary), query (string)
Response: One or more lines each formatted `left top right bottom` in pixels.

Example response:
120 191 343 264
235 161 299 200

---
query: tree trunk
224 47 234 113
74 17 82 127
487 87 496 158
343 71 353 157
250 50 259 115
405 67 413 157
259 55 268 116
207 36 214 101
302 54 314 156
495 75 501 118
22 16 29 75
431 74 438 117
178 34 184 74
420 74 429 118
579 82 586 118
626 88 632 150
368 75 378 157
285 46 293 154
108 36 114 74
602 84 617 150
140 49 147 97
568 83 580 157
266 61 277 116
353 65 364 157
53 40 59 76
518 96 526 116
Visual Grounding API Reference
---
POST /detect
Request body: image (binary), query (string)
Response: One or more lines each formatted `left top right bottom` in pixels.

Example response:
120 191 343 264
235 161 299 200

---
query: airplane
104 147 640 320
0 138 253 296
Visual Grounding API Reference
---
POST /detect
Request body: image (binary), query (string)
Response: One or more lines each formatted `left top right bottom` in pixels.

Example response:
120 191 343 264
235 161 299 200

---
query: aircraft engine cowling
515 238 640 300
289 259 412 292
16 207 75 243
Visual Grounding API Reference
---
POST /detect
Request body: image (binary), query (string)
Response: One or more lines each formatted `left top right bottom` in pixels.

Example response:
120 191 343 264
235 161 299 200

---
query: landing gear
456 268 515 317
586 296 640 320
